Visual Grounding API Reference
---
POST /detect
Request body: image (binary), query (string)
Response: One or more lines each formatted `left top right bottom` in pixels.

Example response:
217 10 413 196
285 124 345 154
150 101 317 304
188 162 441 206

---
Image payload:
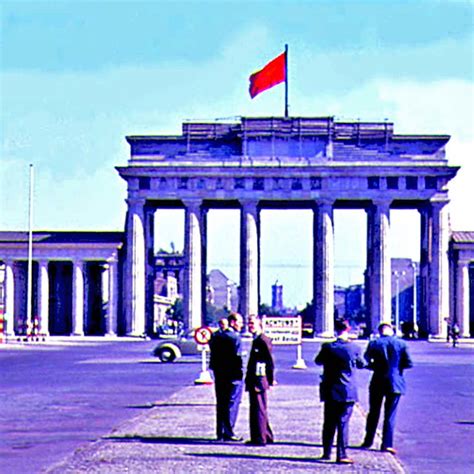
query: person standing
360 322 413 454
245 315 275 446
209 313 244 442
315 319 365 464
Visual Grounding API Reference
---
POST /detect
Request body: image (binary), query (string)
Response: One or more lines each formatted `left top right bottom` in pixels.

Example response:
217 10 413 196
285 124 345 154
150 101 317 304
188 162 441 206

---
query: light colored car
152 330 200 362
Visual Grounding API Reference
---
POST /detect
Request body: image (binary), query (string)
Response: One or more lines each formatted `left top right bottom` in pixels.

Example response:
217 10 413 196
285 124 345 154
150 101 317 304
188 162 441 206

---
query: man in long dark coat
209 313 244 441
245 315 275 446
360 322 413 454
315 319 365 464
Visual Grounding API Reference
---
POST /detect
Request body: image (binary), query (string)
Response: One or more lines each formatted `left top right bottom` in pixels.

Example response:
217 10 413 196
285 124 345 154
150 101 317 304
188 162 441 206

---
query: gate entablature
118 116 459 339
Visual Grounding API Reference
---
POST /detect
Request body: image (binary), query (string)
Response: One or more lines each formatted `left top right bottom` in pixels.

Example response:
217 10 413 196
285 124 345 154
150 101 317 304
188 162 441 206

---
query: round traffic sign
194 326 213 345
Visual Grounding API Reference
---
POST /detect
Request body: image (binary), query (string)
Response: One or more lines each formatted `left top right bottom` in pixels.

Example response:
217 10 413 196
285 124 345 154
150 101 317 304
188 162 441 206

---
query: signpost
193 326 214 385
262 316 307 369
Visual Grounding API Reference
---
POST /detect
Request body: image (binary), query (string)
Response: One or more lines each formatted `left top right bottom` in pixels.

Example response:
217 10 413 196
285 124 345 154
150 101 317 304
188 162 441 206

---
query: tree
205 303 230 326
166 298 184 323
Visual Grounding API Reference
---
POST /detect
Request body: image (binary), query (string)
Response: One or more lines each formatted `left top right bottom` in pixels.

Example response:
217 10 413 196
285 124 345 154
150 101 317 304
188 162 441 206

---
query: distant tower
272 280 284 312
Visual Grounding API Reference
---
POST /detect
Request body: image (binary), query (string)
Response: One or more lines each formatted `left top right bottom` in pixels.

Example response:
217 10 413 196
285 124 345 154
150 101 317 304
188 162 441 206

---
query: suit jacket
315 338 365 403
245 334 274 392
364 335 413 395
209 328 243 381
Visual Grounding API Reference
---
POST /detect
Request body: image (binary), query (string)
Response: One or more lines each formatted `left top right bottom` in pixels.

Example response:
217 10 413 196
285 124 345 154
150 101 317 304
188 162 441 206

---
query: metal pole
395 272 399 335
284 44 289 118
412 262 418 333
26 164 34 337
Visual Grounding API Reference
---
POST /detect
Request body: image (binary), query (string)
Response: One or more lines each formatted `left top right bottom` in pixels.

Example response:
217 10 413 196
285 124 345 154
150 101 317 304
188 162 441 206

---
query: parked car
152 330 200 362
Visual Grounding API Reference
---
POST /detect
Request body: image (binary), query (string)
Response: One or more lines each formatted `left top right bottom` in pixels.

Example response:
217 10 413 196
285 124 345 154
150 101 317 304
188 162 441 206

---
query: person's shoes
337 457 354 464
359 442 372 449
223 435 243 442
216 436 224 441
381 447 397 455
317 454 331 461
245 440 265 446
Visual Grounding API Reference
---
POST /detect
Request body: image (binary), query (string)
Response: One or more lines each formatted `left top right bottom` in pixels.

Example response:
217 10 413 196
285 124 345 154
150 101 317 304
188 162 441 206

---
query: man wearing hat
360 322 413 455
315 319 365 464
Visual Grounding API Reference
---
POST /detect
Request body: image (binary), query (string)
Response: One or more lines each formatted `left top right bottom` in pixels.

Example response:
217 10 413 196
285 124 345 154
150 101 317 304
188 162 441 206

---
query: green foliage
166 298 184 322
205 303 230 326
259 303 285 316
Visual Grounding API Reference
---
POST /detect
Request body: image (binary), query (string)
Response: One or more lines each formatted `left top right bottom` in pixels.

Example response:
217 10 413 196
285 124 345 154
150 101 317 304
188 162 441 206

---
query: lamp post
411 262 418 335
393 270 406 335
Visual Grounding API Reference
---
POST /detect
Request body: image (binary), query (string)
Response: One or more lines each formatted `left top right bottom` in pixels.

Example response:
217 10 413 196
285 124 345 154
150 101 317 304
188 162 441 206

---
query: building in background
271 280 284 312
206 269 239 313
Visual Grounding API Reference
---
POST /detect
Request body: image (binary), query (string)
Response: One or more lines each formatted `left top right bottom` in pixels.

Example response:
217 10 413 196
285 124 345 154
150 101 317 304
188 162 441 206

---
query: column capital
182 199 203 210
315 198 335 209
429 199 450 212
240 200 259 213
126 197 146 210
370 198 392 211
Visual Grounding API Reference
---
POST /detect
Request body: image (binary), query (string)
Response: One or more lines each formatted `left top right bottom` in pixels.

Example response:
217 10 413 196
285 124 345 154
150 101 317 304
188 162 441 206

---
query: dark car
152 330 200 362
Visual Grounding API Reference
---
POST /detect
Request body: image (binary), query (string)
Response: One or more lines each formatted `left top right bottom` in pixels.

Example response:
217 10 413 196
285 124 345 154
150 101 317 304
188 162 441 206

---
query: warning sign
194 326 213 345
262 316 302 345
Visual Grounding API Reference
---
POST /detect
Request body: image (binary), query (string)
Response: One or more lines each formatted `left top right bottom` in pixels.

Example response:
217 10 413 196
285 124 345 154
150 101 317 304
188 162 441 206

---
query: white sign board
262 316 302 345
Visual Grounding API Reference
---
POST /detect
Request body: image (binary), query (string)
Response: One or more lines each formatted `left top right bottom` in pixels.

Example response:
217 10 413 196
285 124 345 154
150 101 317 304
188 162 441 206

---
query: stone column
125 198 146 336
313 199 334 337
183 200 203 330
101 262 110 335
240 200 259 323
366 200 391 334
37 260 50 336
456 260 470 337
72 260 85 336
429 201 450 338
419 206 431 338
144 205 155 335
106 259 118 336
4 260 15 336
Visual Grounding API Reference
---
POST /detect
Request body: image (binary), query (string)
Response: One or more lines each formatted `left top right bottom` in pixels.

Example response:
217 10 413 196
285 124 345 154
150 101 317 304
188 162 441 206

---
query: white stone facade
0 232 122 337
118 116 459 337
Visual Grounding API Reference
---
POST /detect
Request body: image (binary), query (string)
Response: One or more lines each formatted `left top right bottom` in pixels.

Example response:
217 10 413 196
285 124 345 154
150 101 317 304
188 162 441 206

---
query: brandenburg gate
117 116 458 338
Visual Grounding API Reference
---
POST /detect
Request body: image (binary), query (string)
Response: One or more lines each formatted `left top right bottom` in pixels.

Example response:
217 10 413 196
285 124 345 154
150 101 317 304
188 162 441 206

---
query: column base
292 358 308 370
317 331 335 338
125 331 148 339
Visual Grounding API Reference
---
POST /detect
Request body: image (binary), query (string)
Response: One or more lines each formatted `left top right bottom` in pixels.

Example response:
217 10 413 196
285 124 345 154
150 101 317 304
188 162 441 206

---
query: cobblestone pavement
46 382 406 473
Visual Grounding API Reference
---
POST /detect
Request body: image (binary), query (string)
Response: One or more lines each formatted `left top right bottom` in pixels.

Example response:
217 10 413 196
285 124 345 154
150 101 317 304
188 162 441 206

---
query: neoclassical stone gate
117 116 458 337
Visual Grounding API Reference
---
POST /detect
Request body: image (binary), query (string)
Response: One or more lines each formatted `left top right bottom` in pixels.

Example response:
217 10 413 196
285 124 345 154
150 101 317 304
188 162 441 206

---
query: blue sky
1 0 473 307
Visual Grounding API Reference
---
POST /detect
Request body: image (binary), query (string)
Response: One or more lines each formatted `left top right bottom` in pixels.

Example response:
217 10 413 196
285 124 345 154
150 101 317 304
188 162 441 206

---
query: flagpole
26 164 34 337
284 44 289 118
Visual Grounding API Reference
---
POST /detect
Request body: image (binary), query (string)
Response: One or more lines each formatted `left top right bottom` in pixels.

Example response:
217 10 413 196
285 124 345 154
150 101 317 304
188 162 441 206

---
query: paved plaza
45 383 404 474
1 339 473 473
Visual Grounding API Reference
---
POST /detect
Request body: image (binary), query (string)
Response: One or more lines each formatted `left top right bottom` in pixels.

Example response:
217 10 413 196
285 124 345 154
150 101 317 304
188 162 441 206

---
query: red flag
249 51 286 99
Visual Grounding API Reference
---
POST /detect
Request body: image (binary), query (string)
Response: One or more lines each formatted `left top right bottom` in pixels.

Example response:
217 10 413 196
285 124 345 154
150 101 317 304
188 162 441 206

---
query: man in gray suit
315 319 365 464
360 322 413 454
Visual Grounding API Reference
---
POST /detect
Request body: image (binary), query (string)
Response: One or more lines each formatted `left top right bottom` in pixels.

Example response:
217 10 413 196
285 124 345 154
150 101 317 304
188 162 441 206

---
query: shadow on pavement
104 435 216 445
187 452 329 464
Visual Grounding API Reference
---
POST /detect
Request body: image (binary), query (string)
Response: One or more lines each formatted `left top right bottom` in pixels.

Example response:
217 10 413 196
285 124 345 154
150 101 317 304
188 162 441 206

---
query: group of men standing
209 313 274 446
315 319 413 464
208 313 413 465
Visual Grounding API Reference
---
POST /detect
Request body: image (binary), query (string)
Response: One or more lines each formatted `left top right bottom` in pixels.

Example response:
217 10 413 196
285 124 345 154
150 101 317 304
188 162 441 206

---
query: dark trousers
364 391 401 449
214 378 243 439
249 389 274 445
322 401 354 460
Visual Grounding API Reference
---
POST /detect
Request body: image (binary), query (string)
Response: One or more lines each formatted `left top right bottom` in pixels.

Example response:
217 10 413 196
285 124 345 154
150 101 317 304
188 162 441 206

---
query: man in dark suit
315 319 365 464
361 322 413 454
209 313 244 442
245 314 275 446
